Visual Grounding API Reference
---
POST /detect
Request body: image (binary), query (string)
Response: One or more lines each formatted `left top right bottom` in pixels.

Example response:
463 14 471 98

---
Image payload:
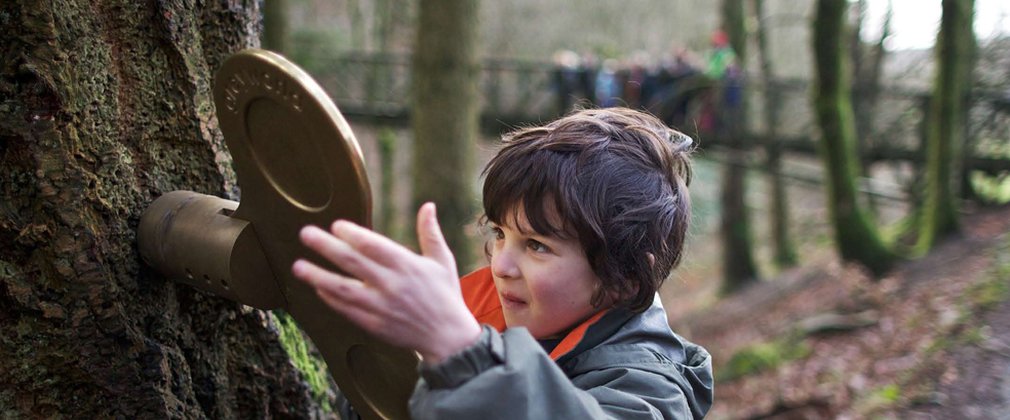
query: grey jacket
408 292 713 419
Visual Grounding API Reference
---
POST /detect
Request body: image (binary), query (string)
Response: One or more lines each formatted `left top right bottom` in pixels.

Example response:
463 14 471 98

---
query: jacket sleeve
408 325 697 420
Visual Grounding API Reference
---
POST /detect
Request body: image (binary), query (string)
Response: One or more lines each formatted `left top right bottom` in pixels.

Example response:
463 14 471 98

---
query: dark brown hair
481 108 693 313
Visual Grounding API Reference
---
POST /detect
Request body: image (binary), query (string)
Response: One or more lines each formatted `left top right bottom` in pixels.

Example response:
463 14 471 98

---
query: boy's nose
490 248 520 279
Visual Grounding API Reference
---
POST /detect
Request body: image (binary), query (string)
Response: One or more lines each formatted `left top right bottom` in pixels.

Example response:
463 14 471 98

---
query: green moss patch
272 311 333 412
718 337 811 381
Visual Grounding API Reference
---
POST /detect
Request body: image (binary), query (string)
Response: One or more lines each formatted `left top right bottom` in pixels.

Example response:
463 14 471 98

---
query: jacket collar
459 267 631 362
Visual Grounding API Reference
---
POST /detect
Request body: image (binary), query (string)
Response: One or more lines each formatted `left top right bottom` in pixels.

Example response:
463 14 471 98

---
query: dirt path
901 277 1010 419
905 206 1010 418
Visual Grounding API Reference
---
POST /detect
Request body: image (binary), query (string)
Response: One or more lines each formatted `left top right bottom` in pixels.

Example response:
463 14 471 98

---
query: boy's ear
646 252 656 268
595 282 623 307
606 284 640 307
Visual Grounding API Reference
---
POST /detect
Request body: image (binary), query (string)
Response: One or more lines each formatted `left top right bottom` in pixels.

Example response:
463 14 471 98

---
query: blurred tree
754 0 797 269
850 0 891 143
917 0 976 252
850 0 892 213
262 0 290 53
719 0 760 294
377 128 400 239
374 0 409 52
348 0 367 50
411 0 481 271
812 0 897 275
371 1 407 241
0 1 328 416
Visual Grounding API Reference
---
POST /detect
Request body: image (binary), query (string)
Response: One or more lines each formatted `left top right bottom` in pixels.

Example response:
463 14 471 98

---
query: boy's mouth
500 292 527 308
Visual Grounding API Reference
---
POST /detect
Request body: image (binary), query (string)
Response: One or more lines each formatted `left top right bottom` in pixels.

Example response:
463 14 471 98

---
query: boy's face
488 207 603 339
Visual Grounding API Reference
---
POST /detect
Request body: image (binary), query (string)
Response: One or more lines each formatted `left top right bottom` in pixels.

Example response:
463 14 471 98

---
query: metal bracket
138 49 418 420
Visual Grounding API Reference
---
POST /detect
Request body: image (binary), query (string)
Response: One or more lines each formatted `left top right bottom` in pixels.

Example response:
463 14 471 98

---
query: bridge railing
310 52 560 127
308 52 1010 184
741 78 1010 177
311 52 412 119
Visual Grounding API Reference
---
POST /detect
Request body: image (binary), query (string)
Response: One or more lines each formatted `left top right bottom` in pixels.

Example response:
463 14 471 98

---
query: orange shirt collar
459 266 608 360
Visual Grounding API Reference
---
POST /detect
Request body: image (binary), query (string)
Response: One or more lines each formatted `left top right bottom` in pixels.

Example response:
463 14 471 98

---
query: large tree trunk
917 0 975 251
719 0 759 293
754 0 797 269
411 0 481 271
0 1 329 417
812 0 896 276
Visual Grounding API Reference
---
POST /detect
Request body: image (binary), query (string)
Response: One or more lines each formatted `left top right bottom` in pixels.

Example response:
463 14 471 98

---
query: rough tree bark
0 1 330 417
719 0 759 294
812 0 897 275
411 0 480 271
917 0 975 252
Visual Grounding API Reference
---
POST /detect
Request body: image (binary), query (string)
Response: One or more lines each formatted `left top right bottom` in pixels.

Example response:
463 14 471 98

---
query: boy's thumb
417 202 456 271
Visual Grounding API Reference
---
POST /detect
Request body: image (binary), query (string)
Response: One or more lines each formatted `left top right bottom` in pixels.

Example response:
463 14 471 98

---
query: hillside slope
678 206 1010 419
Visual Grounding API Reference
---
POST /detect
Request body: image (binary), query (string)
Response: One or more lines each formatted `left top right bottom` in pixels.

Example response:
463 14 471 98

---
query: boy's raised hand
292 202 482 365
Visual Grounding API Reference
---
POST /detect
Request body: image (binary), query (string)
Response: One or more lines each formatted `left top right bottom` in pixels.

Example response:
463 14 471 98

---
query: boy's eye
527 240 549 253
490 226 504 240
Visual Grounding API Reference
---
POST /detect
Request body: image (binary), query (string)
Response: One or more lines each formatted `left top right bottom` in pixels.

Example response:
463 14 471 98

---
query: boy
293 108 713 419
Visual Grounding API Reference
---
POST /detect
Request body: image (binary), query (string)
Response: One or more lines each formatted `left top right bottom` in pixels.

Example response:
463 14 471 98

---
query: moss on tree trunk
0 1 331 417
812 0 897 275
917 0 975 252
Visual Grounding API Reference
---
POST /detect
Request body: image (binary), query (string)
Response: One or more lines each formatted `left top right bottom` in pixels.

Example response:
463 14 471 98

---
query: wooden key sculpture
138 49 418 420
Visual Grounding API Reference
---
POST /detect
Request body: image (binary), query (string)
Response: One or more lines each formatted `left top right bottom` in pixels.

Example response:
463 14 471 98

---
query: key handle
138 49 418 420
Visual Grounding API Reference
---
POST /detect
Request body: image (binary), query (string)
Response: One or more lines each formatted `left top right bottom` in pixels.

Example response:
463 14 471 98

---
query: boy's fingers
298 226 393 290
294 260 375 300
330 220 415 269
316 288 385 333
293 259 385 312
416 203 456 272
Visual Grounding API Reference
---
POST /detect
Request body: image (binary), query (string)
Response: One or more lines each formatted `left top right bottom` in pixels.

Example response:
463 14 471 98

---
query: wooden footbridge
310 52 562 132
309 52 1010 192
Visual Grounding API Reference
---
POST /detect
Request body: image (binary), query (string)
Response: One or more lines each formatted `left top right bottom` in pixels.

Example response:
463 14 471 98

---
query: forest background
280 0 1010 312
3 0 1010 418
255 0 1010 416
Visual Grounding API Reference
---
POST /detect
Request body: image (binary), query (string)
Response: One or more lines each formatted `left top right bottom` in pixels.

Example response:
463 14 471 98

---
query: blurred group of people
551 30 743 135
